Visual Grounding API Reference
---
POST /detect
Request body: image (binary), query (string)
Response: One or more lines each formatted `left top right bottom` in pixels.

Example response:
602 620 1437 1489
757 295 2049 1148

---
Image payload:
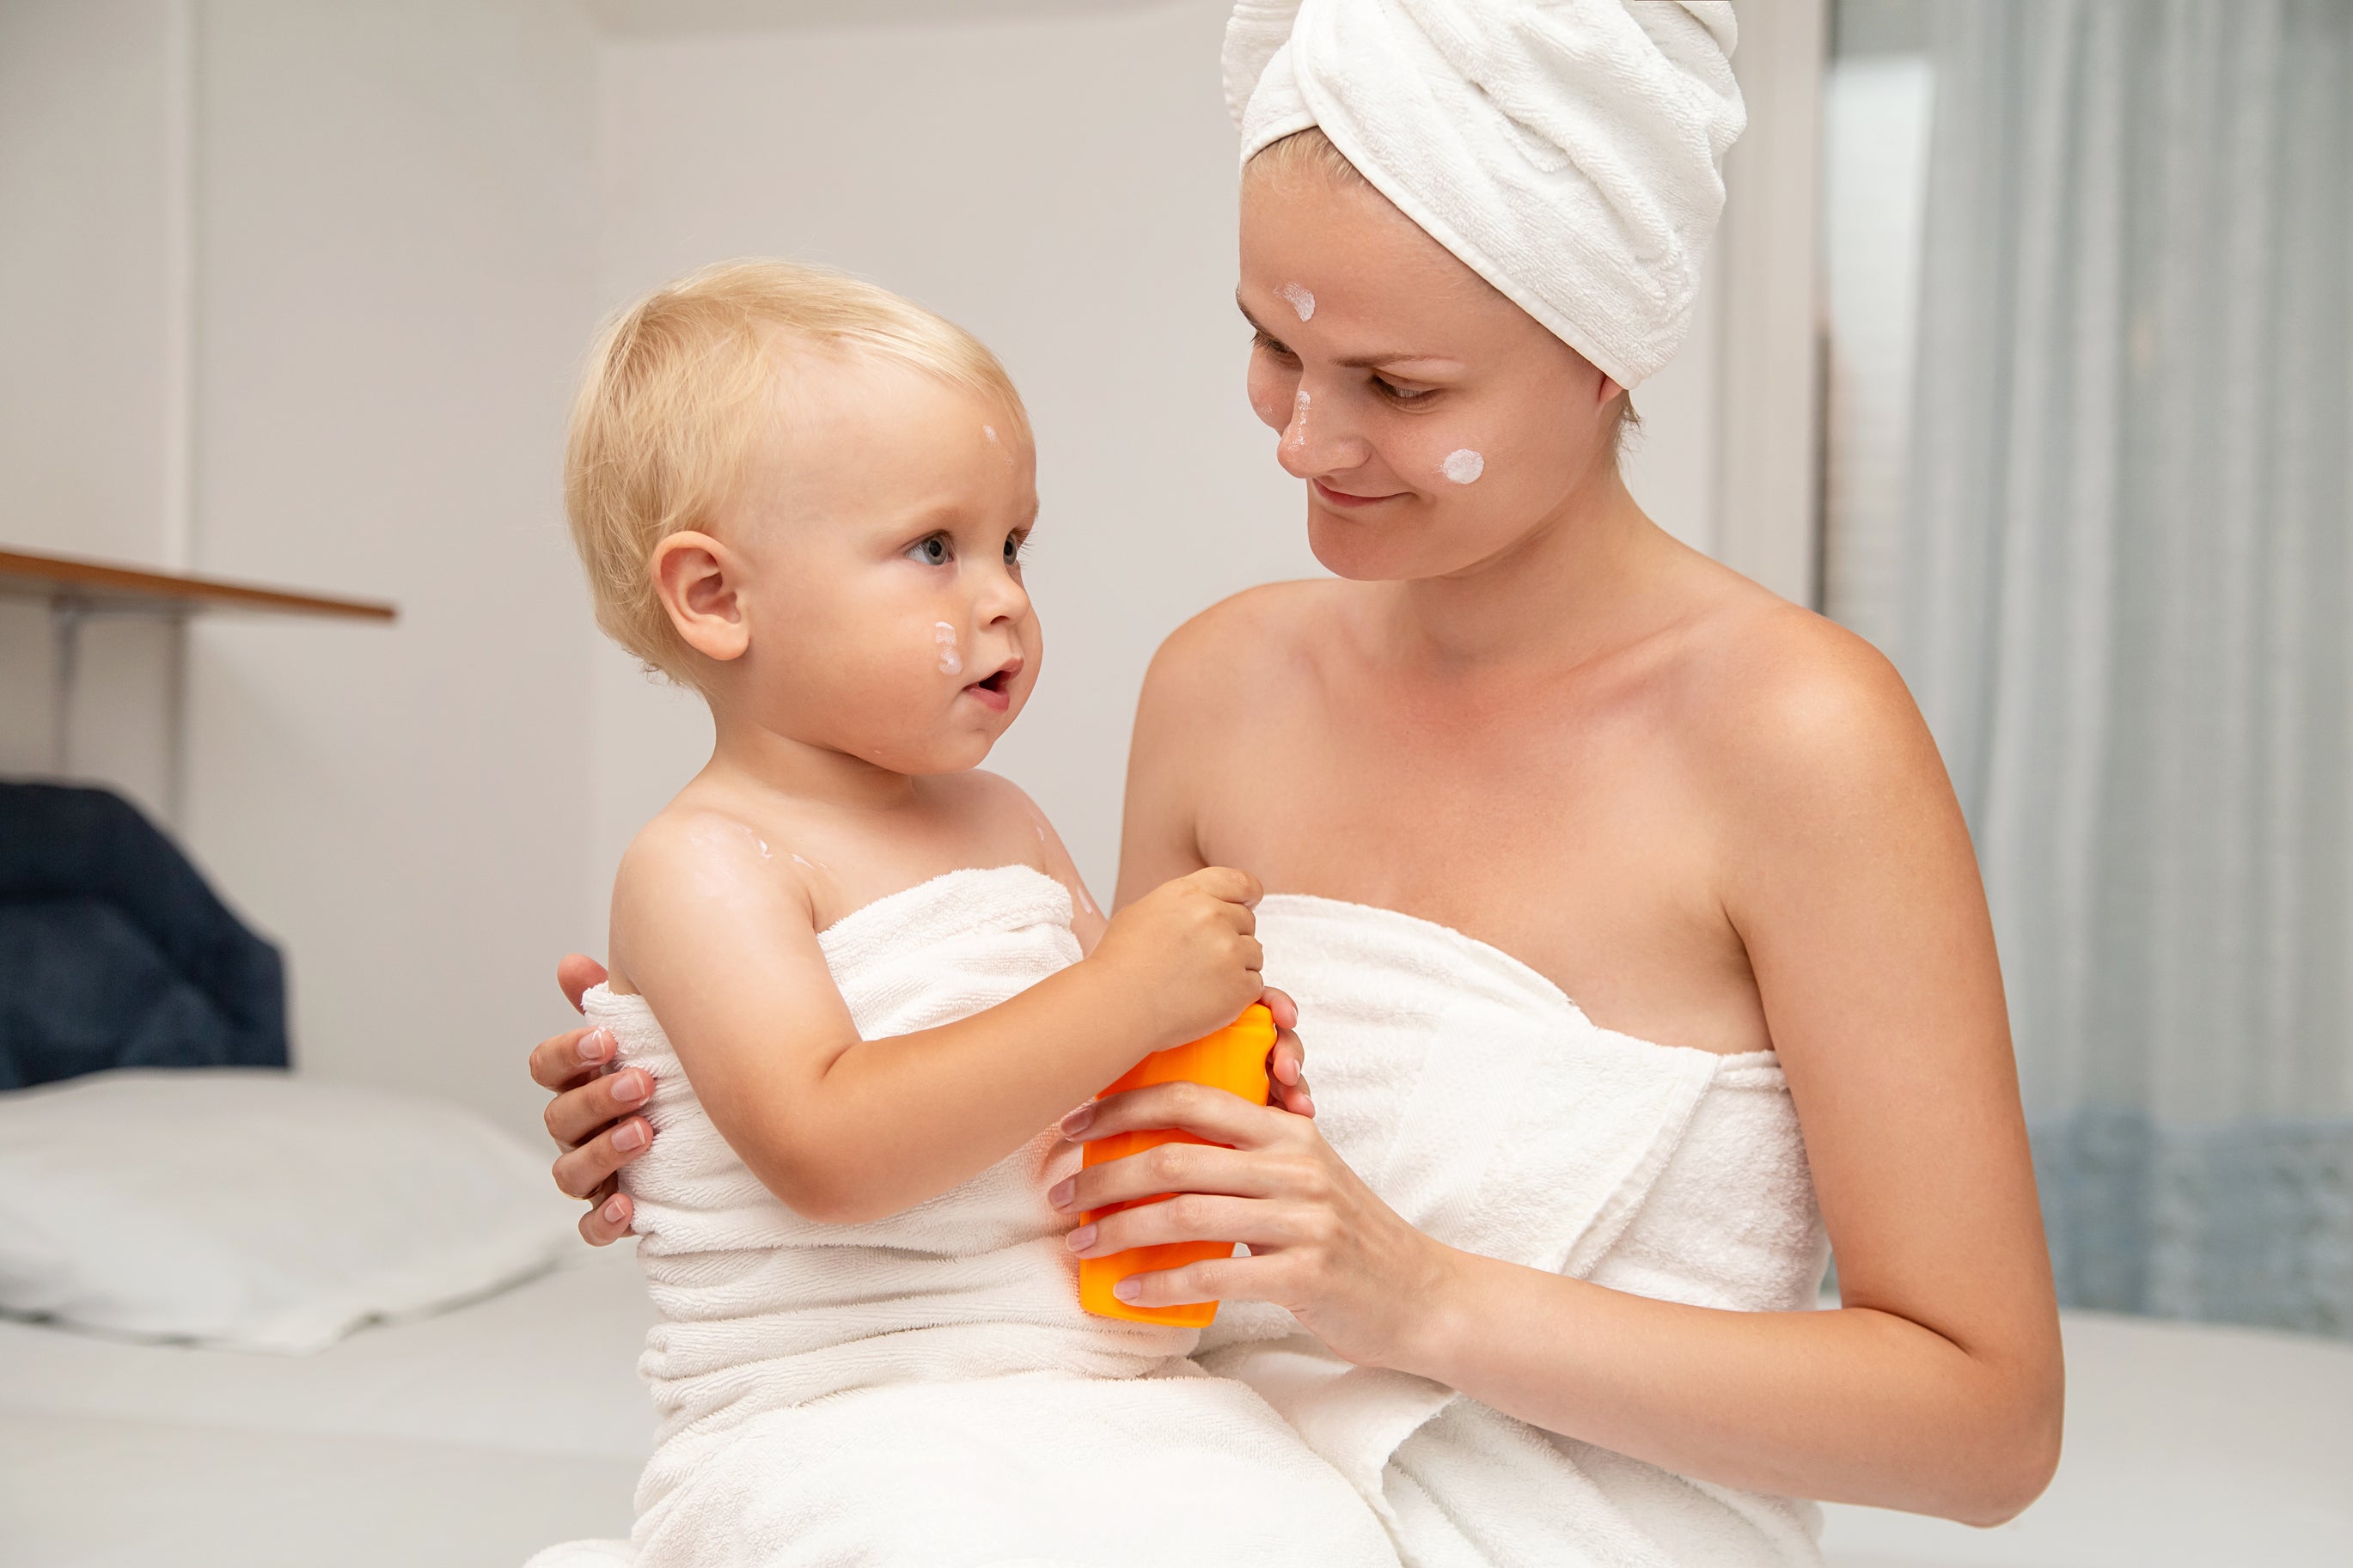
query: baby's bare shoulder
616 798 811 914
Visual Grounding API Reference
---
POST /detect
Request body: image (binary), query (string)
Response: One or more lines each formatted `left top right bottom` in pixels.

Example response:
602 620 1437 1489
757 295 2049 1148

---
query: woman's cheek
1246 357 1294 430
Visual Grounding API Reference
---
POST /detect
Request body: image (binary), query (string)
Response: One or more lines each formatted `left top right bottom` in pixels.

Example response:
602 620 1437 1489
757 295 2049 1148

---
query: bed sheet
0 1407 639 1568
1818 1309 2353 1567
0 1241 655 1461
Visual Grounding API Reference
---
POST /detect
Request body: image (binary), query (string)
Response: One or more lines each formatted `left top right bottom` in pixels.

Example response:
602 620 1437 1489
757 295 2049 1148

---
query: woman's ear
651 530 750 664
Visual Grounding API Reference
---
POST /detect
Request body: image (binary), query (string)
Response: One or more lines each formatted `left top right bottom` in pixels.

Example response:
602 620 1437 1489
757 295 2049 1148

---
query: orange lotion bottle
1076 1004 1274 1327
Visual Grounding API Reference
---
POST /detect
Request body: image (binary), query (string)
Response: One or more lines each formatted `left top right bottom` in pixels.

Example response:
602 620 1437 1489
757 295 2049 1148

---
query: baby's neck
707 711 920 813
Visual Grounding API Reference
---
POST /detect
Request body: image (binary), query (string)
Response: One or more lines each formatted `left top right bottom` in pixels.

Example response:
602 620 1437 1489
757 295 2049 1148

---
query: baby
539 262 1396 1568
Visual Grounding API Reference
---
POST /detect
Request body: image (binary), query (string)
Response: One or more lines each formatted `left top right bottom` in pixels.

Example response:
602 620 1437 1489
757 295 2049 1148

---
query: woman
533 3 2061 1560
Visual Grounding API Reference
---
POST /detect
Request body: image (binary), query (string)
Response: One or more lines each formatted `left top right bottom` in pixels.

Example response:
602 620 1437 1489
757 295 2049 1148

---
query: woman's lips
1313 479 1403 509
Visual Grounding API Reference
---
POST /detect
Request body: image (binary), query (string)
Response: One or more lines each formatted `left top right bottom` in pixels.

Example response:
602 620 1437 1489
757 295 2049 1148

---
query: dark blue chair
0 781 287 1089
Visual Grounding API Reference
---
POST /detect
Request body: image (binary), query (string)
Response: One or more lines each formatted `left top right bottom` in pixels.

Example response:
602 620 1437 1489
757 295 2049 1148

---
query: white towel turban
1224 0 1746 387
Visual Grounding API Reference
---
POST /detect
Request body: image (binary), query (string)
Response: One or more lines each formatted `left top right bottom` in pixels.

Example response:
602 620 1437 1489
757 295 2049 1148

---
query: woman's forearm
1403 1248 2062 1525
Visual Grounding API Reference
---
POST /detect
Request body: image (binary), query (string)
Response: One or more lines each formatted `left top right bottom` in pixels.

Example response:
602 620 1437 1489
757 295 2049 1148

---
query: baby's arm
610 813 1262 1225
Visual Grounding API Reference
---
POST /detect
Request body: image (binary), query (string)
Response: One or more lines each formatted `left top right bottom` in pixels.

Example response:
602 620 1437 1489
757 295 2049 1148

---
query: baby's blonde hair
565 259 1030 686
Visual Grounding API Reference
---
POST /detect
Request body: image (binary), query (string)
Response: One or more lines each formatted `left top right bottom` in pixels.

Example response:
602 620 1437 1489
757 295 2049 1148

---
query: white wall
0 1 176 567
590 0 1729 912
178 0 602 1127
0 1 603 1129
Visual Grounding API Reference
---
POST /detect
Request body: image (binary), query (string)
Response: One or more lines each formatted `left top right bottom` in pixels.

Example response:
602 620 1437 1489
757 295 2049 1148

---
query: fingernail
612 1071 648 1106
602 1196 627 1223
1113 1278 1140 1302
1047 1177 1075 1209
577 1028 611 1065
1065 1223 1097 1253
613 1120 648 1152
1275 1059 1299 1085
1060 1104 1094 1137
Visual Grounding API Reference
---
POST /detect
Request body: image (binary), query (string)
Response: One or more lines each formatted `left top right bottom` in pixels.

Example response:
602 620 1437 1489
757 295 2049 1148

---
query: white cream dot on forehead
1277 282 1316 322
1443 448 1486 485
934 621 963 676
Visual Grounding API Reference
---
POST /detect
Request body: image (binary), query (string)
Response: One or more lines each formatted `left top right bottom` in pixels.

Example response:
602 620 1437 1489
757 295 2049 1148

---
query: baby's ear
651 531 749 663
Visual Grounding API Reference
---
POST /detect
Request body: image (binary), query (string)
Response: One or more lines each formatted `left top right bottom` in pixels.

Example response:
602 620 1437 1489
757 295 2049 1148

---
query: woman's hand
1048 1077 1451 1370
1256 986 1315 1118
529 954 655 1245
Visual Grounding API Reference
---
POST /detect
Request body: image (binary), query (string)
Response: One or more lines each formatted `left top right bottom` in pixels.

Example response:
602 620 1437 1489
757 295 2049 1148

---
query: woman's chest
1194 680 1764 1052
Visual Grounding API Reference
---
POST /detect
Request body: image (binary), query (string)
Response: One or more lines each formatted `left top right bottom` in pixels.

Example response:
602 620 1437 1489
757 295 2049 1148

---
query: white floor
3 1248 2348 1567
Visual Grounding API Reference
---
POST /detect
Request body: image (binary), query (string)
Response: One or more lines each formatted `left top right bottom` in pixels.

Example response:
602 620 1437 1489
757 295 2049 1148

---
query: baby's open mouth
965 660 1019 706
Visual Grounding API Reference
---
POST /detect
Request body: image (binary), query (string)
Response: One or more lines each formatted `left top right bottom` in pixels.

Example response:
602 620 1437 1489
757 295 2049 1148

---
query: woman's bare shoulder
1144 578 1346 699
1669 579 1952 827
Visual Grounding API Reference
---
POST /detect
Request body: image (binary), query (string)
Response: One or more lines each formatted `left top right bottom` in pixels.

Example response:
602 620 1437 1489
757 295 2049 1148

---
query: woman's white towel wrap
1224 0 1746 386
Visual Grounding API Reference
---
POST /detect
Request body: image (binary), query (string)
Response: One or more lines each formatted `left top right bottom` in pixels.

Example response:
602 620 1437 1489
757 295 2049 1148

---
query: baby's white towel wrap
529 867 1830 1566
529 865 1397 1568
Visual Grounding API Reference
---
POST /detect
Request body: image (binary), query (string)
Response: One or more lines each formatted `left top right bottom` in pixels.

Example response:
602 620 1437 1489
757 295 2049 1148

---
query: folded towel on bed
1197 894 1832 1568
526 865 1395 1568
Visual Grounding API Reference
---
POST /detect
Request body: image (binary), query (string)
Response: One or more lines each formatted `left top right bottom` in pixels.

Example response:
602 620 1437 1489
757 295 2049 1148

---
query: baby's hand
1091 867 1265 1049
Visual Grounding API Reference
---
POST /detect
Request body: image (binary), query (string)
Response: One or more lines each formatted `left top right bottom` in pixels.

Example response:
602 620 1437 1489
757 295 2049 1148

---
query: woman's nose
1274 384 1359 479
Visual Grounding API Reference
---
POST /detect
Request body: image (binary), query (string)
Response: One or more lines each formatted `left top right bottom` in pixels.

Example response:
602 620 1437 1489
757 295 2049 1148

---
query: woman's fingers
557 953 609 1013
1048 1138 1280 1214
530 1025 611 1094
1060 1078 1289 1150
577 1180 634 1246
1066 1193 1311 1259
1257 985 1299 1032
1103 1254 1262 1310
552 1113 654 1200
541 1059 654 1147
1268 1027 1315 1117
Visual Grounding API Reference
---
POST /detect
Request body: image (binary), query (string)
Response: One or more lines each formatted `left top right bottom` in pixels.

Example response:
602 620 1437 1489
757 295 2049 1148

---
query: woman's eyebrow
1234 291 1457 371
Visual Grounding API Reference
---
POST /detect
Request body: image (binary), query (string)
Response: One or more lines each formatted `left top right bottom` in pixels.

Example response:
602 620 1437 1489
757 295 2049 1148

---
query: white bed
0 1244 655 1568
3 1250 2347 1567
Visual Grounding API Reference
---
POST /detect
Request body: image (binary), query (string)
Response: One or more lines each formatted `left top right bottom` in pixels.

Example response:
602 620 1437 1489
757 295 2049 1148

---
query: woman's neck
1378 463 1677 674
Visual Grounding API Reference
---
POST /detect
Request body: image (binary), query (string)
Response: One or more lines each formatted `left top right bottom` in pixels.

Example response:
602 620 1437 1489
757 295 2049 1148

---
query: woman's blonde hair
565 259 1029 686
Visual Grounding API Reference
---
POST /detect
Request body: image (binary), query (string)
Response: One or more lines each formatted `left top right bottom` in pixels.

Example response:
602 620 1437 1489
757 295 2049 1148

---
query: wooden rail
0 546 397 621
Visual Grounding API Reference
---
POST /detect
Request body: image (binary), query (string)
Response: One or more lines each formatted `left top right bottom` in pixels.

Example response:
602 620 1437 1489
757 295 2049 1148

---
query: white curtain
1900 0 2353 1334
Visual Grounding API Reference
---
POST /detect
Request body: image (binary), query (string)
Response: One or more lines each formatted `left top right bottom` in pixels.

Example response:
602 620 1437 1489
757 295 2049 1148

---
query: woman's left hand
1048 1083 1456 1371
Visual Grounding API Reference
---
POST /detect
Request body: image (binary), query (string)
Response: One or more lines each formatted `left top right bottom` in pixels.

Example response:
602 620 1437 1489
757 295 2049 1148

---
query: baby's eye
908 534 952 566
1003 533 1027 565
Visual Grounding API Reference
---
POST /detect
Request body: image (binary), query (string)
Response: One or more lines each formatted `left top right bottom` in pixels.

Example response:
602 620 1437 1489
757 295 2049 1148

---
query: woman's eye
1376 377 1433 403
909 534 951 565
1253 332 1298 363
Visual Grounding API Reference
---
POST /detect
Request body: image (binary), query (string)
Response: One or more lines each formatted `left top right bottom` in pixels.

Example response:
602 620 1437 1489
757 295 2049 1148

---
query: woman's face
1238 161 1623 582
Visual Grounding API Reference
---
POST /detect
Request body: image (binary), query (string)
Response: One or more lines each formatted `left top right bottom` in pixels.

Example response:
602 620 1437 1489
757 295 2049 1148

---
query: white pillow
0 1069 576 1353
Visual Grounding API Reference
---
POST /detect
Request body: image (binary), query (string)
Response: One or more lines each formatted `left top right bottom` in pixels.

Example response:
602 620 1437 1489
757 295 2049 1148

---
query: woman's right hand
532 953 655 1245
1087 865 1266 1047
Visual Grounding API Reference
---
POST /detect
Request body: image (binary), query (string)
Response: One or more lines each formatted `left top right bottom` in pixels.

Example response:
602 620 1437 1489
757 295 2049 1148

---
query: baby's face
718 350 1041 774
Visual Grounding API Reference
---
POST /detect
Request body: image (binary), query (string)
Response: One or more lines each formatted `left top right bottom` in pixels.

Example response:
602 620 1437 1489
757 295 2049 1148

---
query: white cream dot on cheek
934 621 963 676
1285 388 1310 450
1276 282 1315 322
1442 448 1486 485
